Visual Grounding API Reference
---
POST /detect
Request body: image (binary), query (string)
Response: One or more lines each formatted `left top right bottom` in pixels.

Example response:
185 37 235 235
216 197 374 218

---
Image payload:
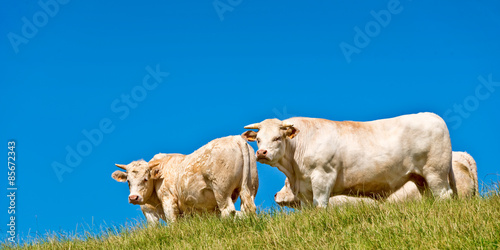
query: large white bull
275 152 478 207
112 136 259 223
242 113 456 208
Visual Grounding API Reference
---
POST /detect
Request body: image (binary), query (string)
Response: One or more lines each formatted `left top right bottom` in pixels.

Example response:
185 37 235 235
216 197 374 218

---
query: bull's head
241 118 299 165
111 160 161 205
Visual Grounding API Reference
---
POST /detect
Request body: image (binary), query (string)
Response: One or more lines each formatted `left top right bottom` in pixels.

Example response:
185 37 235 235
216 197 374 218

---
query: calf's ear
112 170 127 182
241 130 258 142
285 126 300 139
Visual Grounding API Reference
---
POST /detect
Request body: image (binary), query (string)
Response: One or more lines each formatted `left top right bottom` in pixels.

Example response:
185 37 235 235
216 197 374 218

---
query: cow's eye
273 137 281 142
256 138 261 143
144 178 148 182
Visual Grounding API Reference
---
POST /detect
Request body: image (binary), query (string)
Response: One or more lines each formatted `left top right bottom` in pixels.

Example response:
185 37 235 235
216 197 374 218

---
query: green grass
4 193 500 249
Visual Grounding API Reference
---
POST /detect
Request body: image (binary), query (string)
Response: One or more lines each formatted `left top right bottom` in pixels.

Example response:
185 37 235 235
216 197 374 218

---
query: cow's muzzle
256 149 267 158
256 149 271 161
128 194 143 204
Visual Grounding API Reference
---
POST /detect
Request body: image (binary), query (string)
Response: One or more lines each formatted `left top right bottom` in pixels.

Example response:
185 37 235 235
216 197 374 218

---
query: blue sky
1 0 499 243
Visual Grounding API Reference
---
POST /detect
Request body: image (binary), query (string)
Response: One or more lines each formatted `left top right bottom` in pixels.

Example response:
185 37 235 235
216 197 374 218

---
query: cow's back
176 136 258 214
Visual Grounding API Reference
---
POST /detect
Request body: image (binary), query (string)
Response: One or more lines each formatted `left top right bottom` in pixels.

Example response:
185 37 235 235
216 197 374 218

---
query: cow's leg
219 196 237 218
239 189 257 215
311 169 337 208
213 188 237 218
422 166 453 199
160 196 179 224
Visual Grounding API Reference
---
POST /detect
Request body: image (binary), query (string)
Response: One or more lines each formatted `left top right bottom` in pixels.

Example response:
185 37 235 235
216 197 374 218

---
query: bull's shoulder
283 117 342 132
371 112 449 135
397 112 447 126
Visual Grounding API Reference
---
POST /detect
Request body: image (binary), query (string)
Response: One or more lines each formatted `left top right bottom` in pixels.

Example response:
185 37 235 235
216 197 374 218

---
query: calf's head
111 160 161 205
275 178 301 208
242 118 299 165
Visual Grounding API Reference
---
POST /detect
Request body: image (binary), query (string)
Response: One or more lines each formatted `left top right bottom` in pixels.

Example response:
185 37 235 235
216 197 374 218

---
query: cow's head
274 178 301 208
241 118 299 165
111 160 161 205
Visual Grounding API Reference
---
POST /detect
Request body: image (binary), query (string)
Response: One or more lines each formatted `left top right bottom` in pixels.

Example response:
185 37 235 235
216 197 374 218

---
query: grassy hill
4 192 500 249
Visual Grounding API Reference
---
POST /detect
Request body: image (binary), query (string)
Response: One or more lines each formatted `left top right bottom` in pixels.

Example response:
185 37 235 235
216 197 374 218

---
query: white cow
242 113 456 208
112 136 259 224
276 152 478 207
274 178 376 208
451 151 479 197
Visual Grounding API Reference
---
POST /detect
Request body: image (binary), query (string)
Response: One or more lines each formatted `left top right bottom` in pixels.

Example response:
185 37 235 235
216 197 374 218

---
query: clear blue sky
1 0 499 243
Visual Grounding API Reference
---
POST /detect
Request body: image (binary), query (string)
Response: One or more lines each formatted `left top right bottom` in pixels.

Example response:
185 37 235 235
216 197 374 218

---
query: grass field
3 189 500 249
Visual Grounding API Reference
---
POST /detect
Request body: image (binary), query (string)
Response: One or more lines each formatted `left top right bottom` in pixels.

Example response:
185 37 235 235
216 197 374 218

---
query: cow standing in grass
242 113 456 208
275 151 478 208
112 135 259 224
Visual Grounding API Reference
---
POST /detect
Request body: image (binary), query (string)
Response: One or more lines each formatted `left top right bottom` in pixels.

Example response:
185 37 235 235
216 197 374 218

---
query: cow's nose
274 193 277 199
256 149 267 157
129 195 139 202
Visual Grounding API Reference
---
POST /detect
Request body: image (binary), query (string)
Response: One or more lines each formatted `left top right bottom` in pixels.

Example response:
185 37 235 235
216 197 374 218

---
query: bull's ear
111 170 127 182
285 127 300 139
241 130 257 142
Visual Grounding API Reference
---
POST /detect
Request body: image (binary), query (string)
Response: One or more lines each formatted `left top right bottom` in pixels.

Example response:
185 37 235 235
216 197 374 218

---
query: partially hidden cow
274 177 376 208
275 151 478 208
242 113 456 208
450 151 479 198
111 135 259 224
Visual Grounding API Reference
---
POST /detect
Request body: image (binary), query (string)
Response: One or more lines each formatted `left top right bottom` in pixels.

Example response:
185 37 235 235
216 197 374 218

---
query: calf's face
242 119 299 165
274 178 300 208
111 160 161 205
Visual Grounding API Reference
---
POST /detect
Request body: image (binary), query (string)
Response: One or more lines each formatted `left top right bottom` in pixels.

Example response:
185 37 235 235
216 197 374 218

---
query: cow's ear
285 127 300 139
151 168 161 179
241 130 257 142
112 170 127 182
149 160 162 179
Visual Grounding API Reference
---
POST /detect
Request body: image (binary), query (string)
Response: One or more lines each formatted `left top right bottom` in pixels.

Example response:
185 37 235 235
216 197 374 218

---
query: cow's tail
238 136 257 214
